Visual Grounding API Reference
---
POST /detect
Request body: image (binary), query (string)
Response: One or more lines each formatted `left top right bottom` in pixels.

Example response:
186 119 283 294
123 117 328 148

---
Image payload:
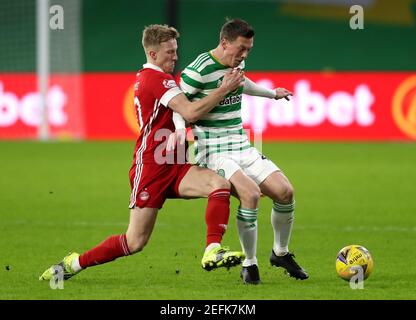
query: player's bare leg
178 166 245 270
39 207 158 281
260 171 308 280
229 170 261 284
126 207 159 254
178 165 230 197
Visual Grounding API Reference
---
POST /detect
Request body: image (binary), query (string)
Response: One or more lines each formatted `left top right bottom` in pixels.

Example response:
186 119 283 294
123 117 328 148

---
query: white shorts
204 147 280 185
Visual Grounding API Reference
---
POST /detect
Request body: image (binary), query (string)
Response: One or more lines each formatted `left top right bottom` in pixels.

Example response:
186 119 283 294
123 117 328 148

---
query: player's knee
277 185 294 204
127 235 149 254
210 176 231 191
240 187 261 207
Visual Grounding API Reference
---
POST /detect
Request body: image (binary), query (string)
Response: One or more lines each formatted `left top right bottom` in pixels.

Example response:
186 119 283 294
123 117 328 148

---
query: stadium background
1 0 416 301
1 0 416 140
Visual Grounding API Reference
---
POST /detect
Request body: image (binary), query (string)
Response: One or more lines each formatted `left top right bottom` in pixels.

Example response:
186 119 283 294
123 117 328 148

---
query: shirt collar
143 63 164 72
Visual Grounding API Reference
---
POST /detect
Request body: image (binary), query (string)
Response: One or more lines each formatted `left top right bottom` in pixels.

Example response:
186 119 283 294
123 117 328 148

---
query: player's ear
148 49 157 61
221 38 228 50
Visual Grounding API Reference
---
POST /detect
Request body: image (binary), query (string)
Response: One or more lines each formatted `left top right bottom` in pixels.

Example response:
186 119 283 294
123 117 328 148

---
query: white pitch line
294 224 416 233
0 220 171 228
1 220 415 232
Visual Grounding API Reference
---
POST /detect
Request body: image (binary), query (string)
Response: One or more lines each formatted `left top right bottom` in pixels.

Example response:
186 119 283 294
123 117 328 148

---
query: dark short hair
220 18 254 42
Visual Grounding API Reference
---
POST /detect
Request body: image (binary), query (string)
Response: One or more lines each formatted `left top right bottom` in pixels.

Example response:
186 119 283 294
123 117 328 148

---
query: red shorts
129 163 192 209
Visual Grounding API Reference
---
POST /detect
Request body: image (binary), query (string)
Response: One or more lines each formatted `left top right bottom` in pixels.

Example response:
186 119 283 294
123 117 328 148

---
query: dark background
1 0 415 72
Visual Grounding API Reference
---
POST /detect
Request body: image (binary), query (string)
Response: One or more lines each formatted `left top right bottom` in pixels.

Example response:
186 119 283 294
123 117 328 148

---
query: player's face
223 36 253 68
155 39 178 74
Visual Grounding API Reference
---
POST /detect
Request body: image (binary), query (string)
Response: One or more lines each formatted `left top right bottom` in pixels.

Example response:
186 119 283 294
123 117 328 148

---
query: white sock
242 257 258 267
271 201 295 256
205 242 220 253
237 207 258 266
71 256 83 272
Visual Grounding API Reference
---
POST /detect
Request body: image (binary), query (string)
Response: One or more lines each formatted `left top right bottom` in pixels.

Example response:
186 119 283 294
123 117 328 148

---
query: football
335 245 374 281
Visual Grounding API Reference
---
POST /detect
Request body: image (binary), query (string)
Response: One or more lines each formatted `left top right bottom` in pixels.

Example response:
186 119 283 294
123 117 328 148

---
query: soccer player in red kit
39 24 245 282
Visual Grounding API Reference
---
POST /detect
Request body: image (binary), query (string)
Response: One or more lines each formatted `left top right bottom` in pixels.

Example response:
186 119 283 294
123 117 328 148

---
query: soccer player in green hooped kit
172 18 308 284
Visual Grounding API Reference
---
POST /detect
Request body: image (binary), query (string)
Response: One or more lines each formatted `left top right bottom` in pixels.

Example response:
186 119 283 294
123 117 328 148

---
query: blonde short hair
142 24 180 50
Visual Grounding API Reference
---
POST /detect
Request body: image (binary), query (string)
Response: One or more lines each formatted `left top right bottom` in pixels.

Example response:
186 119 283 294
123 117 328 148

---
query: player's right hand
166 128 186 152
221 69 245 93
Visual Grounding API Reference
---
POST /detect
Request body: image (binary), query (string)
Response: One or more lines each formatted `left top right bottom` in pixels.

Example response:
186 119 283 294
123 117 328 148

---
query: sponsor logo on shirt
219 95 242 106
163 79 177 89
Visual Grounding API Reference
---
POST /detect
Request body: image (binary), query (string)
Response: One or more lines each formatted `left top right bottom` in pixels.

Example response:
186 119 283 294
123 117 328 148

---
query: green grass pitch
0 141 415 300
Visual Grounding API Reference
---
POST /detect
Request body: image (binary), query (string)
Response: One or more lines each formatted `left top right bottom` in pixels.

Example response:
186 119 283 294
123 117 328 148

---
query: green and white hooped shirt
180 51 251 165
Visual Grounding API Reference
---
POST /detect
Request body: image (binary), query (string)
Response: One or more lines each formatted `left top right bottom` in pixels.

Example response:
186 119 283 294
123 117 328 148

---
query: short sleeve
151 73 183 107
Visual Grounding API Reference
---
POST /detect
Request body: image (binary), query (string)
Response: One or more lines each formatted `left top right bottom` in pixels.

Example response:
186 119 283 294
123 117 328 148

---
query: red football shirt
131 63 182 164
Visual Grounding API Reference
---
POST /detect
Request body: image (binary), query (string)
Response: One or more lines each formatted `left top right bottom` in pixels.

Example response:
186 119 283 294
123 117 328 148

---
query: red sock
205 189 231 247
79 234 130 269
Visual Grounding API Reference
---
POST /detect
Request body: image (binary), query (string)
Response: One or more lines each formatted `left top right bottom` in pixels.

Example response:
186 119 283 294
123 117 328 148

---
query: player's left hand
274 87 293 101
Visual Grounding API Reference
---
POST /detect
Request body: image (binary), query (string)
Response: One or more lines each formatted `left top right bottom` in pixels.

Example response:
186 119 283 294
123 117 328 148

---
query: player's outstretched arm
168 70 244 123
243 76 293 101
